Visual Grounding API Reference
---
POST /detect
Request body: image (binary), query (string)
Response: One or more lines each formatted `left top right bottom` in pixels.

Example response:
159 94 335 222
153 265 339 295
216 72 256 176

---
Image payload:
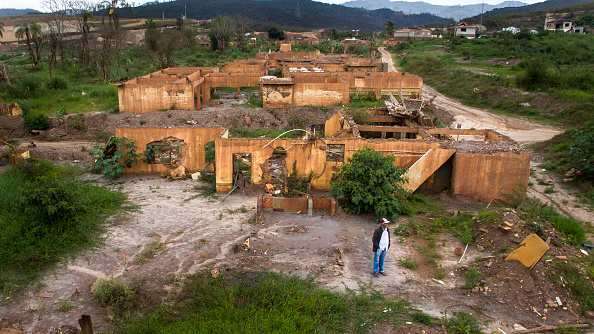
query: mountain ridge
115 0 454 31
342 0 526 20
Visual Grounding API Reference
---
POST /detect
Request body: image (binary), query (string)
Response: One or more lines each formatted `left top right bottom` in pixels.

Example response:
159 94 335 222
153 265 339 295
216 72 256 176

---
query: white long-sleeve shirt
378 228 389 251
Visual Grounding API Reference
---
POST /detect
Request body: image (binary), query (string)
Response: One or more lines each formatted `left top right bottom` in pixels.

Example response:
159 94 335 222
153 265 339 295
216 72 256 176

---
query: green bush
446 312 482 334
331 148 409 219
23 110 50 130
516 58 560 91
92 278 135 311
204 141 215 165
567 125 594 180
7 76 41 98
0 160 125 297
91 137 139 178
47 76 68 90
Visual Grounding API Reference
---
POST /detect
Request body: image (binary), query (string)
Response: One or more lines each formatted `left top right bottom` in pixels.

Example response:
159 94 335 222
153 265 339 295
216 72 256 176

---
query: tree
15 23 43 68
145 23 182 68
268 27 285 40
208 16 236 51
0 22 4 39
331 148 409 219
384 21 395 38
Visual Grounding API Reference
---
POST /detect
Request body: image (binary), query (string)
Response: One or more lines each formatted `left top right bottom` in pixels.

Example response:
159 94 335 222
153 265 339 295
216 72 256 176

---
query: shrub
92 278 135 311
464 267 481 289
445 312 482 334
47 76 68 90
0 160 125 297
517 58 560 91
23 109 50 130
567 124 594 180
204 141 215 165
7 76 41 98
331 148 409 219
434 214 475 245
91 137 139 178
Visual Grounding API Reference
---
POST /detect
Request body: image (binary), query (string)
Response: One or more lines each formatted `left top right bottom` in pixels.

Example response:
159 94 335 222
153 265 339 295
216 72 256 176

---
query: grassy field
0 160 126 298
393 33 594 127
117 271 437 334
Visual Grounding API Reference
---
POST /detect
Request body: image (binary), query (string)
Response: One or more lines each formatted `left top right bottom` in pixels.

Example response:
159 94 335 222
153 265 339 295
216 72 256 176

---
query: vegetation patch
92 278 135 313
91 136 139 179
0 160 125 298
331 147 409 219
117 272 433 333
445 312 482 334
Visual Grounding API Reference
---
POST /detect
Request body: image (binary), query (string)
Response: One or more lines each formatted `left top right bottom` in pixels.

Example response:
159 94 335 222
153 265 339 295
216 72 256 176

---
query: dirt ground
0 175 588 333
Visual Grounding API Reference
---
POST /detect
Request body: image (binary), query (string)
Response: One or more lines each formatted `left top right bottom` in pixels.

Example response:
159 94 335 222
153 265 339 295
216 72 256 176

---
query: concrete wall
118 81 198 113
261 84 294 108
451 151 531 202
293 83 350 107
115 127 225 174
214 137 436 193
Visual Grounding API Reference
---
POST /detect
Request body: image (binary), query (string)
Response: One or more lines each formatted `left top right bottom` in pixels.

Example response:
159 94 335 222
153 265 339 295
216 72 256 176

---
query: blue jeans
373 249 387 273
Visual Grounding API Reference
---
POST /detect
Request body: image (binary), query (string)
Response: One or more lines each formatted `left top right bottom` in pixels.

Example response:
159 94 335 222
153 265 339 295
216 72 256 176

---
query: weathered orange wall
261 84 294 108
115 127 225 174
118 81 198 113
451 151 531 202
214 137 436 193
293 82 350 107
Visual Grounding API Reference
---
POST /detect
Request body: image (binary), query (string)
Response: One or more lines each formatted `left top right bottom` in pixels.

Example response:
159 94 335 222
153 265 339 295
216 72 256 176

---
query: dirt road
378 47 562 144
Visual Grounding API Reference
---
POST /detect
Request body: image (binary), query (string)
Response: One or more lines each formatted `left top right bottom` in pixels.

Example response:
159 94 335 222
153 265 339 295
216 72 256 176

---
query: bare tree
0 22 4 39
96 0 122 80
43 0 70 63
15 23 43 68
66 0 95 66
208 16 237 51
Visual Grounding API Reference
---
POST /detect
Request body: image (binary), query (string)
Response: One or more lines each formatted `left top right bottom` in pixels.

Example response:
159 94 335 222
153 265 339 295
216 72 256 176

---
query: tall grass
118 272 433 333
0 160 125 297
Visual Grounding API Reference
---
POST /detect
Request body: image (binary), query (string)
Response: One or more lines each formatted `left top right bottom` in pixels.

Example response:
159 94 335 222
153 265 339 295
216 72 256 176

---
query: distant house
284 32 320 45
393 28 433 40
501 26 521 35
454 22 486 39
544 13 585 33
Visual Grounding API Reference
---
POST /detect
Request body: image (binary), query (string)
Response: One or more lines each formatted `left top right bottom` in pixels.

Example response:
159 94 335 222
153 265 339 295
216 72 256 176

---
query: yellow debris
506 233 550 269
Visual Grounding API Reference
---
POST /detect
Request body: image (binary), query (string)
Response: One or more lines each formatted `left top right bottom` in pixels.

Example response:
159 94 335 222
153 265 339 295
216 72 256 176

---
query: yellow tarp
505 233 550 269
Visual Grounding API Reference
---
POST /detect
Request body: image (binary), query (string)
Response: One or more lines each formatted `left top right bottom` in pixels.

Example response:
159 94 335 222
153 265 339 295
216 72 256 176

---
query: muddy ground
0 175 590 334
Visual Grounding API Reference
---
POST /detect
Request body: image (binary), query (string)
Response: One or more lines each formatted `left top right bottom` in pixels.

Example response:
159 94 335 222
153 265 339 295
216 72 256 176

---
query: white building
455 22 486 39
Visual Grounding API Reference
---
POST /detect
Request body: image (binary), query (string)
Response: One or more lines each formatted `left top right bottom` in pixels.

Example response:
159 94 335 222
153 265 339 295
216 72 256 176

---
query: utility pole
480 1 484 26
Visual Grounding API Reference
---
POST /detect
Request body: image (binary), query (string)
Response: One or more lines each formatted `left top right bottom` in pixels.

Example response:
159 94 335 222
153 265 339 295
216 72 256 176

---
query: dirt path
378 47 562 145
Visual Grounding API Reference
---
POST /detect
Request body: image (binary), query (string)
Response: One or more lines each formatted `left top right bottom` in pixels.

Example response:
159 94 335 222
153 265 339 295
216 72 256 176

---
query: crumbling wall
261 83 294 108
451 151 531 203
118 81 197 113
214 137 436 193
0 103 22 117
115 127 225 174
221 60 267 76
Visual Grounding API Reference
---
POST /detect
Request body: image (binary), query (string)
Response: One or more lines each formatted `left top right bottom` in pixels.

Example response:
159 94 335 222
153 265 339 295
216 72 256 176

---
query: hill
465 0 594 28
0 8 41 16
342 0 525 21
116 0 454 31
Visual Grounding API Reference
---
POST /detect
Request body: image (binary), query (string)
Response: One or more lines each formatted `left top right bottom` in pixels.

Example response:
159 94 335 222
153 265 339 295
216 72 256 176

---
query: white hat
380 218 391 224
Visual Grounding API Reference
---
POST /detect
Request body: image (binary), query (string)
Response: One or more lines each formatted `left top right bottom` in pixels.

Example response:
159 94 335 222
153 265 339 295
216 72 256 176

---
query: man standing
372 218 391 277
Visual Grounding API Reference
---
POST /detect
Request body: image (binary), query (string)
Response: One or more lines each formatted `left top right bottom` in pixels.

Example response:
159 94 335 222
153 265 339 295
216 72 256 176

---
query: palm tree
15 23 42 67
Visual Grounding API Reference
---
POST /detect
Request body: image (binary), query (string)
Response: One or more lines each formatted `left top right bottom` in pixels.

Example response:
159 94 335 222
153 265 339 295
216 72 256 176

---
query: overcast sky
3 0 544 11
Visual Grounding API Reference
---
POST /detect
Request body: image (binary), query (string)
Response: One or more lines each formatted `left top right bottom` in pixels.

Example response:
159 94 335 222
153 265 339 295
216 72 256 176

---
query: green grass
0 160 126 298
118 272 434 333
464 267 481 290
395 35 594 127
517 198 585 246
445 312 482 334
553 262 594 313
398 258 418 270
434 214 475 245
